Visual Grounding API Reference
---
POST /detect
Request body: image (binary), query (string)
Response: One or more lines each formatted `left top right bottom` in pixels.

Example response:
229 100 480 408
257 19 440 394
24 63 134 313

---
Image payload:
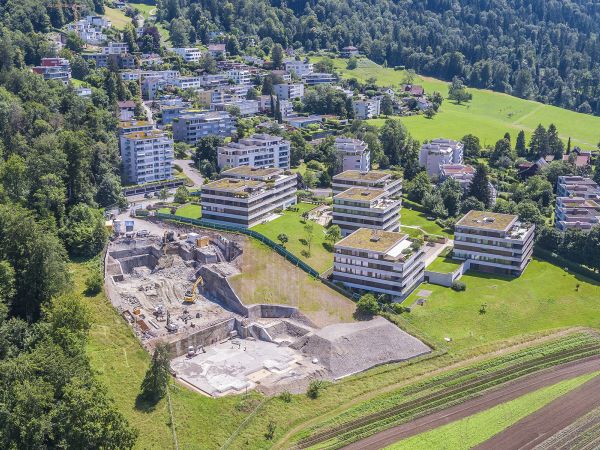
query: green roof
456 210 517 231
335 187 386 202
202 178 263 192
333 170 393 182
222 166 283 179
336 228 407 252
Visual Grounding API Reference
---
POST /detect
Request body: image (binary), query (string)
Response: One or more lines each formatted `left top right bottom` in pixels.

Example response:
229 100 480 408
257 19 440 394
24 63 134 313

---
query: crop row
296 341 600 448
536 407 600 450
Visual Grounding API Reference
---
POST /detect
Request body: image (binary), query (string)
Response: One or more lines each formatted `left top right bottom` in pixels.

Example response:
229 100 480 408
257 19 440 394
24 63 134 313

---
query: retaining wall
164 318 237 357
425 260 469 287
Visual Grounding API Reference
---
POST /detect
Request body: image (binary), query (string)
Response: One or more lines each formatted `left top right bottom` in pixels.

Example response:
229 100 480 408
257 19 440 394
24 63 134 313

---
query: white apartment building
118 120 154 136
279 99 294 118
121 70 180 82
273 83 305 100
201 167 297 227
172 111 236 144
335 138 371 173
353 97 381 119
171 47 202 63
103 42 129 55
333 188 401 236
554 197 600 232
226 69 252 85
453 210 535 276
332 170 402 197
439 164 476 190
171 76 204 90
217 134 290 169
211 99 259 117
302 73 337 85
556 176 600 200
284 59 313 77
419 138 464 177
333 228 426 299
120 129 174 185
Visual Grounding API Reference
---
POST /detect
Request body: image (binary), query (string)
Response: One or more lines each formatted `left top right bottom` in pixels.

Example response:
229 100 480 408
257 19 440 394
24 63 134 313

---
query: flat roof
118 120 152 128
336 228 407 253
335 187 386 202
202 178 262 192
221 166 283 178
333 170 392 182
123 130 166 140
456 210 517 231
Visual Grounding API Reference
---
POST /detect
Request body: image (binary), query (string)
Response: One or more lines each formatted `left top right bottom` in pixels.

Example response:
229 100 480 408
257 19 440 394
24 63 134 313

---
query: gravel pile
290 317 431 379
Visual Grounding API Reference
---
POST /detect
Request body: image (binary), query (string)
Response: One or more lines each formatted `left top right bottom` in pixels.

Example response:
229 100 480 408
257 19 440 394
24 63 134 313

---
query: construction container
186 232 200 244
113 220 123 234
125 220 134 232
197 236 210 247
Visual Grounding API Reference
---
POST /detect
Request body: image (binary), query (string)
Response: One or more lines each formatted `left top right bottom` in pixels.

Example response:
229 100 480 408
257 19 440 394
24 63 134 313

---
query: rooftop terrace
333 170 394 182
202 178 263 192
336 228 408 253
221 166 284 179
456 210 517 231
335 187 386 202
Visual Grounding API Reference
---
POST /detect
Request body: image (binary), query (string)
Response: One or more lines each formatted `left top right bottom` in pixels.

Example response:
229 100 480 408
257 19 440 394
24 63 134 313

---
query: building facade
273 83 305 100
201 167 297 227
556 176 600 200
172 111 236 144
353 97 381 119
171 47 202 63
333 188 401 236
217 134 290 169
453 210 535 276
332 170 402 197
333 228 425 299
284 59 313 76
335 138 371 173
120 130 174 185
554 197 600 232
419 139 464 177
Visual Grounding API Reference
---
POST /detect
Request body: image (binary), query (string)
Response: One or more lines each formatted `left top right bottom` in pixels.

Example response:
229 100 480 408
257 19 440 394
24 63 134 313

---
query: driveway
174 159 204 187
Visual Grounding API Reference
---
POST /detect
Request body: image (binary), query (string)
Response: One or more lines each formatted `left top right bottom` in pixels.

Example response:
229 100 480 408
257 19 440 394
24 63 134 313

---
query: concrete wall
425 260 469 287
164 318 237 357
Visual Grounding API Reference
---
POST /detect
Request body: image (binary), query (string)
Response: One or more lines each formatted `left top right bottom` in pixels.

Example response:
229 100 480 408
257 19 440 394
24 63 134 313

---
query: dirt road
475 374 600 450
342 355 600 450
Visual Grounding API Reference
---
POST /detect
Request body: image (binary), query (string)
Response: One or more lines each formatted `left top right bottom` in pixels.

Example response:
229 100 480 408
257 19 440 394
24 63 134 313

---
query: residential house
333 188 401 236
172 111 236 144
555 197 600 232
419 139 464 177
332 170 402 197
335 138 370 173
217 134 290 169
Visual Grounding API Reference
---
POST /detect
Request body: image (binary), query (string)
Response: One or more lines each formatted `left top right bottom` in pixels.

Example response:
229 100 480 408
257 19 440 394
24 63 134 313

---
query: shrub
85 270 103 296
356 293 380 316
390 303 409 314
279 391 292 403
307 380 324 399
451 281 466 291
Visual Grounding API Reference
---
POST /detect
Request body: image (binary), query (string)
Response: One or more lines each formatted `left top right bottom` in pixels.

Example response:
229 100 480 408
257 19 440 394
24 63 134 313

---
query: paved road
175 159 204 187
475 374 600 450
341 355 600 450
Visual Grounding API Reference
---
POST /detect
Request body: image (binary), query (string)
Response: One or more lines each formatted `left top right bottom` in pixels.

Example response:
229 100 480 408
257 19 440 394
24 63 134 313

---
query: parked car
136 229 149 237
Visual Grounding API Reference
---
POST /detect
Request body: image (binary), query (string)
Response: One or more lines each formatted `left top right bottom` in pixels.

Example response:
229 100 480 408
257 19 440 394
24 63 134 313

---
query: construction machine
183 275 204 303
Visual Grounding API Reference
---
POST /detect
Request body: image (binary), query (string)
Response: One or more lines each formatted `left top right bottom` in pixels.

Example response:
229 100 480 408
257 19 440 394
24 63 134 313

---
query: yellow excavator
183 275 204 303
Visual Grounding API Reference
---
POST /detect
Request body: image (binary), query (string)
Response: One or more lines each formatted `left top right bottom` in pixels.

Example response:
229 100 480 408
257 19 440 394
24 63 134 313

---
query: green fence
155 213 321 278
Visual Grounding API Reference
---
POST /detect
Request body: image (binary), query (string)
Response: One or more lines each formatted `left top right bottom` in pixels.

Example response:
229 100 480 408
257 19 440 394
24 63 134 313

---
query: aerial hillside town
0 0 600 449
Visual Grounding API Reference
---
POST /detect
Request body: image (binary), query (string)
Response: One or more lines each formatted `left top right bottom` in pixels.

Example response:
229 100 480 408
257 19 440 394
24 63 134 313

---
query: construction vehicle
183 275 204 303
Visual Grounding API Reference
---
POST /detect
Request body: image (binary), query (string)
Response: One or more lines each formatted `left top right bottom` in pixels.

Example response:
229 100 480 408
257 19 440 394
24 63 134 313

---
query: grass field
128 1 156 19
251 202 334 273
400 258 600 351
387 370 600 450
427 256 463 273
316 57 600 149
229 239 356 326
401 207 452 237
103 6 131 30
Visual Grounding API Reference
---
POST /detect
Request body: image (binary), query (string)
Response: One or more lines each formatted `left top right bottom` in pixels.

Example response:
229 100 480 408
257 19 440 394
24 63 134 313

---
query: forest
158 0 600 115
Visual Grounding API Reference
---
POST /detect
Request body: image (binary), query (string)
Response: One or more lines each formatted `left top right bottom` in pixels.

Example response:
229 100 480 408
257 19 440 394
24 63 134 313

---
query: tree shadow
322 242 333 252
135 393 159 413
352 310 375 321
299 238 308 246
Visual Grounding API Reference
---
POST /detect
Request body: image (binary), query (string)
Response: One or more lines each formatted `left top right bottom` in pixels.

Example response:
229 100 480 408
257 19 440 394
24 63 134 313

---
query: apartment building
556 176 600 200
332 170 402 197
120 129 174 185
332 228 425 299
201 167 297 227
103 42 129 55
171 47 202 63
226 69 252 85
554 197 600 232
211 99 259 117
419 139 464 177
171 76 204 90
208 44 227 58
118 120 154 136
335 138 371 173
284 59 313 77
217 134 290 169
333 188 401 236
353 97 381 119
302 72 337 85
172 111 236 144
273 83 305 100
453 210 535 276
439 164 475 190
32 58 71 84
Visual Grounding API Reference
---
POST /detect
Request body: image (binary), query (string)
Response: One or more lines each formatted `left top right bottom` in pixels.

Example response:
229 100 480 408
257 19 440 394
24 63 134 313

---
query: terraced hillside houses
554 197 600 232
453 210 535 276
201 167 297 227
332 228 426 300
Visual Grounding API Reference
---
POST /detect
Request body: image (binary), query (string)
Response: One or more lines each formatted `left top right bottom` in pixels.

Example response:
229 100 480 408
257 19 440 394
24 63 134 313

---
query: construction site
104 227 431 397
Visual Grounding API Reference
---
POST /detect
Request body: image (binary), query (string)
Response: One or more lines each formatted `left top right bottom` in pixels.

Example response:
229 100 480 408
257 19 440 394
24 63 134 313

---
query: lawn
401 206 452 238
158 203 201 219
103 6 131 30
427 256 463 273
387 370 600 450
400 258 600 351
315 57 600 149
229 239 357 326
128 1 156 19
76 260 250 450
251 202 334 274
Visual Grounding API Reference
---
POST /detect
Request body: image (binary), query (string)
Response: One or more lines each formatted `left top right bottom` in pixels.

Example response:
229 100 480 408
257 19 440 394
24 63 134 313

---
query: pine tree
503 132 511 143
566 137 571 154
529 124 548 157
468 164 491 208
140 344 170 404
547 124 564 159
515 130 527 157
